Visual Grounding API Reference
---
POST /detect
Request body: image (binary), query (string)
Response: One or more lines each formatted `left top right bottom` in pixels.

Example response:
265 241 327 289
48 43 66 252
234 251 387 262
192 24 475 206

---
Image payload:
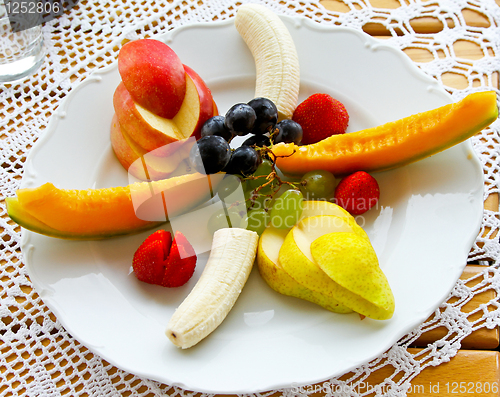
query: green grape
226 201 248 228
207 205 246 234
207 208 230 234
244 188 253 208
245 188 264 209
244 188 256 207
248 191 274 211
245 208 270 235
217 174 245 201
300 170 336 200
247 159 275 193
220 180 247 218
269 189 304 229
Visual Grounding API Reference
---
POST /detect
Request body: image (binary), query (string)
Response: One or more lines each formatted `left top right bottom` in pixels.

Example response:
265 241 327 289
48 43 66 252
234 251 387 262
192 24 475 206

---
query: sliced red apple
110 114 173 180
110 114 192 181
114 68 215 152
118 39 186 119
212 98 219 117
113 82 179 152
110 114 142 175
181 65 216 140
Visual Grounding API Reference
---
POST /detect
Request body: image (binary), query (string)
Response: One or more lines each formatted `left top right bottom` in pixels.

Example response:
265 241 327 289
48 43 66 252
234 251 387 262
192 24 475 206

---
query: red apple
110 114 142 175
212 98 219 117
118 39 186 119
181 65 216 140
110 114 172 180
113 82 179 152
113 67 215 152
110 114 193 181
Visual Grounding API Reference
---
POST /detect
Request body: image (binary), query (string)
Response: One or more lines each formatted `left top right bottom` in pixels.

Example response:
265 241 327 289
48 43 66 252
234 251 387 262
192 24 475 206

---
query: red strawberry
132 230 172 284
292 93 349 145
334 171 380 215
162 231 197 287
132 230 197 287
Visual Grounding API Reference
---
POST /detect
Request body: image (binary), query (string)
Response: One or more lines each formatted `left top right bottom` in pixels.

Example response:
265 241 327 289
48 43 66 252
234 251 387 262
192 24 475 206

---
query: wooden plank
413 265 499 350
320 0 495 34
236 350 499 396
334 350 500 397
481 194 500 256
405 350 500 396
402 41 499 90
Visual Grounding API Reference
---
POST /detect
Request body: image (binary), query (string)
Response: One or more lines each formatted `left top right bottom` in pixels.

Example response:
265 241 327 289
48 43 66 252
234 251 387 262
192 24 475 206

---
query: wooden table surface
1 1 499 396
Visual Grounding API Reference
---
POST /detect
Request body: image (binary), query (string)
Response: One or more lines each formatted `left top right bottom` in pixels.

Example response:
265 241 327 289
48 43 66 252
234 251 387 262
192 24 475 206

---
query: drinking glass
0 0 44 83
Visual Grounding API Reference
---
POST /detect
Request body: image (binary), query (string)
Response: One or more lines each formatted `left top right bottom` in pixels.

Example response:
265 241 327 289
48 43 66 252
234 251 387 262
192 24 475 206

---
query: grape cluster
208 157 337 236
225 160 336 235
192 97 336 236
189 97 303 176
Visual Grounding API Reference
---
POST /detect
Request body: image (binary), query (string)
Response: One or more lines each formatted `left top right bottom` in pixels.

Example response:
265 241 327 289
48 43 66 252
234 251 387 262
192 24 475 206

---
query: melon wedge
7 173 224 240
273 91 498 176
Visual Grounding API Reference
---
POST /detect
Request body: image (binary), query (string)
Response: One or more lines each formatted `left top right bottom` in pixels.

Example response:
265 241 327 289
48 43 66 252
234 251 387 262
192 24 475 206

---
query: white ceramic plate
20 16 483 393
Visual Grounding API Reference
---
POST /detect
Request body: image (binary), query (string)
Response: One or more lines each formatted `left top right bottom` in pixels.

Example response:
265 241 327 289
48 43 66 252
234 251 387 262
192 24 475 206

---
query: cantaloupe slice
273 91 498 176
7 173 224 239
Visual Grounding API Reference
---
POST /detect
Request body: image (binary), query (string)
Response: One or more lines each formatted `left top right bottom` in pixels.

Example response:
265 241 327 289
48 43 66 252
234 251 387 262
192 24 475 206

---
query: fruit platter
7 5 496 394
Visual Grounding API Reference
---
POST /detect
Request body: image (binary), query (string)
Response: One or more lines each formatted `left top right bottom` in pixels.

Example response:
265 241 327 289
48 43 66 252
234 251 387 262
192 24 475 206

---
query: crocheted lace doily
1 0 499 396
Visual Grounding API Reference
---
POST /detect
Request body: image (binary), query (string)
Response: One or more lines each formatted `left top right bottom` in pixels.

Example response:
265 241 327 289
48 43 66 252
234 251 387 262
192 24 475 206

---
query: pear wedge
257 225 352 313
279 215 394 320
311 232 395 319
300 201 370 240
299 200 351 221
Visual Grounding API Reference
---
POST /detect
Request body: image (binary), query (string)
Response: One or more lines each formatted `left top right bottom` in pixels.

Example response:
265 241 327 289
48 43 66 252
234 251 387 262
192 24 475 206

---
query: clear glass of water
0 0 44 83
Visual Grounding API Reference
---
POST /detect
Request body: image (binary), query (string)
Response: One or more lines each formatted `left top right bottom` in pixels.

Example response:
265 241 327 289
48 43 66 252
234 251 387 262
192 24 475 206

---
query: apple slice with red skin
181 65 215 141
111 71 218 180
113 82 179 152
113 66 215 152
118 39 186 119
110 114 184 180
110 114 144 176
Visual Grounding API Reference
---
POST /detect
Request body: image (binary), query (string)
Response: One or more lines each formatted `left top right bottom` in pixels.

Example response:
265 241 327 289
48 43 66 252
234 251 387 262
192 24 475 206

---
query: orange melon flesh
7 172 224 239
273 91 498 176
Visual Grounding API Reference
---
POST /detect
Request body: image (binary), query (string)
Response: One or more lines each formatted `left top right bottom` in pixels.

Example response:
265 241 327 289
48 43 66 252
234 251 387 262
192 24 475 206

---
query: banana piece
166 228 259 348
235 4 300 120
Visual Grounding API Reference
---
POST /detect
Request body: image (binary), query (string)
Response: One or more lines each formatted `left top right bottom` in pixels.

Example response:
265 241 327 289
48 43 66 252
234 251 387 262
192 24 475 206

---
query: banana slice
235 4 300 120
166 228 259 348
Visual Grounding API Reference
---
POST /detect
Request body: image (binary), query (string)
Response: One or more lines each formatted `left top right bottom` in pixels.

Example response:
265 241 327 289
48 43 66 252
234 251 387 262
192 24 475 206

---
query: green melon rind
6 197 164 240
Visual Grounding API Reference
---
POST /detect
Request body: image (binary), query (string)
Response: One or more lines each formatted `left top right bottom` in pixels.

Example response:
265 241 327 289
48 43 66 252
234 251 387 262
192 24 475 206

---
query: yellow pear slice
311 232 395 319
279 215 394 320
300 201 370 240
300 200 351 221
257 225 352 313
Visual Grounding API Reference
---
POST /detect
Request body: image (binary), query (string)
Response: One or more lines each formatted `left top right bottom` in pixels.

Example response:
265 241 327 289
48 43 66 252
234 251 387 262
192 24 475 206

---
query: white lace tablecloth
1 0 499 396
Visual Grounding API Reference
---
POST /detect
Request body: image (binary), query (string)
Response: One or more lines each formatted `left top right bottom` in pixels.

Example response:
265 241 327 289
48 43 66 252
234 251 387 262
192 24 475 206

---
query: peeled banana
166 228 259 349
235 4 300 120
